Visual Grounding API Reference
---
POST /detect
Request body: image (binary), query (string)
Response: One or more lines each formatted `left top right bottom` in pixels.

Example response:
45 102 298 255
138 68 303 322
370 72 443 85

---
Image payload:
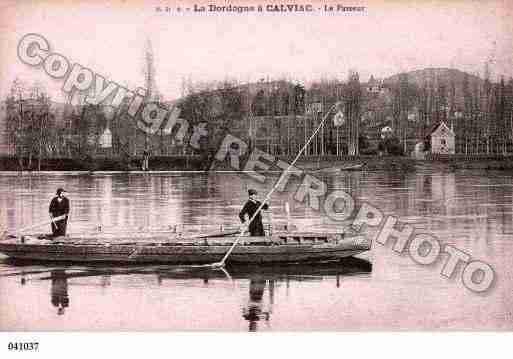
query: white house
99 127 112 148
430 121 455 154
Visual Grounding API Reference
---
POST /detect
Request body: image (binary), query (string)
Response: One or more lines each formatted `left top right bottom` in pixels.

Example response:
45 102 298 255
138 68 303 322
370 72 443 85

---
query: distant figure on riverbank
239 189 269 236
49 188 70 237
142 149 150 171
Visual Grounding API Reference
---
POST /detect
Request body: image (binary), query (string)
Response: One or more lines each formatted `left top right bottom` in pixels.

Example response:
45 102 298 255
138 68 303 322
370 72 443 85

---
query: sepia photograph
0 0 512 348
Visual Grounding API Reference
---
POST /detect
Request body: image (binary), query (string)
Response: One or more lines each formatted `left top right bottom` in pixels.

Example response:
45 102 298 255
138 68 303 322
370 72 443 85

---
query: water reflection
50 270 69 315
243 278 271 331
1 258 371 330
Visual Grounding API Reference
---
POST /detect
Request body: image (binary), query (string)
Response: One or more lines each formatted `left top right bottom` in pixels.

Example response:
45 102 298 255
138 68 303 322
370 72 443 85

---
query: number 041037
8 342 39 351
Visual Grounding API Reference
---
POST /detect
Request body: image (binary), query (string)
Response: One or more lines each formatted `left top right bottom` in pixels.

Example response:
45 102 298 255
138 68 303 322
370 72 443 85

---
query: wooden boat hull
0 233 370 264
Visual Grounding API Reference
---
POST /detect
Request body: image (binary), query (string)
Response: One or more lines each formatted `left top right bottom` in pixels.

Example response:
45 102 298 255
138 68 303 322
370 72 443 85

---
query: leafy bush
378 136 404 156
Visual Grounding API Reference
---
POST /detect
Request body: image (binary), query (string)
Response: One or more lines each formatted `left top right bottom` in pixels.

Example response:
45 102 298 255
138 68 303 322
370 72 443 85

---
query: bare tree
345 70 361 156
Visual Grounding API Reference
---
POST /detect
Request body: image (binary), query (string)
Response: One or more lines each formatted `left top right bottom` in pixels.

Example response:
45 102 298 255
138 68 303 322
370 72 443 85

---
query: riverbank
1 154 512 173
0 155 417 173
449 160 513 171
0 156 209 172
424 154 513 171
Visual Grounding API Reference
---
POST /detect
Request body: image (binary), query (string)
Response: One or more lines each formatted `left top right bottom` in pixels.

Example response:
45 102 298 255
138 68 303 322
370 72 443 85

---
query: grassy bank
0 156 209 172
0 155 418 172
448 159 513 171
422 154 513 171
2 154 511 172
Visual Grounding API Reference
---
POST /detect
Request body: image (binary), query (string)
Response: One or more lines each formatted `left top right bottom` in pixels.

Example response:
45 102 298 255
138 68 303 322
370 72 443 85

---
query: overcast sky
1 0 512 102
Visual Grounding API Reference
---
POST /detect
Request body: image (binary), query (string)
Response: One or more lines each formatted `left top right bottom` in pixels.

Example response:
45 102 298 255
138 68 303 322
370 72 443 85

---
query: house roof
428 121 454 137
364 75 381 86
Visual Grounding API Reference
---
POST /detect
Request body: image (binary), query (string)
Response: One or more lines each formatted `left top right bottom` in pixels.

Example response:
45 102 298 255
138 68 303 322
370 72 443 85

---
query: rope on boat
211 102 340 268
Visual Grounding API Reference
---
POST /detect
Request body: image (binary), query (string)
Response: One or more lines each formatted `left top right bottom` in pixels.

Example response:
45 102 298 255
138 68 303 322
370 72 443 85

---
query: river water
0 167 512 331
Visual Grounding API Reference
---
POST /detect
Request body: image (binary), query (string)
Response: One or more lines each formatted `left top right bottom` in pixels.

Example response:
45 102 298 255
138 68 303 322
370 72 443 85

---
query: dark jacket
239 200 269 236
49 196 70 217
49 196 70 237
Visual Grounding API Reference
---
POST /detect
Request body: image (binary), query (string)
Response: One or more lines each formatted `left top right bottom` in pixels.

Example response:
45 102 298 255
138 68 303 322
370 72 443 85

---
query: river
0 167 512 331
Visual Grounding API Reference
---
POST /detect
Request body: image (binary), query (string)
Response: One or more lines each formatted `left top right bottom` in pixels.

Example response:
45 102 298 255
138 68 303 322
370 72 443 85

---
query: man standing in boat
239 189 269 237
49 188 70 237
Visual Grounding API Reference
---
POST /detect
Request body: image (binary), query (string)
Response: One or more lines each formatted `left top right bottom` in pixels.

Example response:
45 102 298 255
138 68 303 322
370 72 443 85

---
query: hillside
379 68 489 111
384 67 484 88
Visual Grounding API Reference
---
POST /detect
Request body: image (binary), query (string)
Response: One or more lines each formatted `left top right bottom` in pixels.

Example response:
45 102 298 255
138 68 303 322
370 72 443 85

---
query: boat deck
0 231 371 264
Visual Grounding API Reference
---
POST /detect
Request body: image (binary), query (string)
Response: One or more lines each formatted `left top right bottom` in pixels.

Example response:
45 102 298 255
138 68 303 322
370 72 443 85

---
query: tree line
3 69 513 170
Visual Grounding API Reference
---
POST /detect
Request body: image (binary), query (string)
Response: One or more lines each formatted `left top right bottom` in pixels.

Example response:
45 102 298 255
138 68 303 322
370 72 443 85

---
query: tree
378 135 403 156
5 79 54 170
483 64 492 154
6 78 28 170
293 84 305 115
345 70 361 156
179 80 243 162
391 74 417 154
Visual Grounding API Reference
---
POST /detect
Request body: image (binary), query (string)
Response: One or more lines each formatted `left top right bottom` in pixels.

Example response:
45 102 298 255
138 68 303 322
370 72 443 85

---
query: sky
1 0 512 102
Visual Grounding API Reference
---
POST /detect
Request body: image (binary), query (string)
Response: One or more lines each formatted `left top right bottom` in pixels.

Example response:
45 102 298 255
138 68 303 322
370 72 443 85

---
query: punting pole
16 214 67 237
285 202 291 232
207 102 341 268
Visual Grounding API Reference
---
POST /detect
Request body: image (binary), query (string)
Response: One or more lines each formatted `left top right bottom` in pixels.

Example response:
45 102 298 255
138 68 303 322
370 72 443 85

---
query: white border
1 332 512 359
